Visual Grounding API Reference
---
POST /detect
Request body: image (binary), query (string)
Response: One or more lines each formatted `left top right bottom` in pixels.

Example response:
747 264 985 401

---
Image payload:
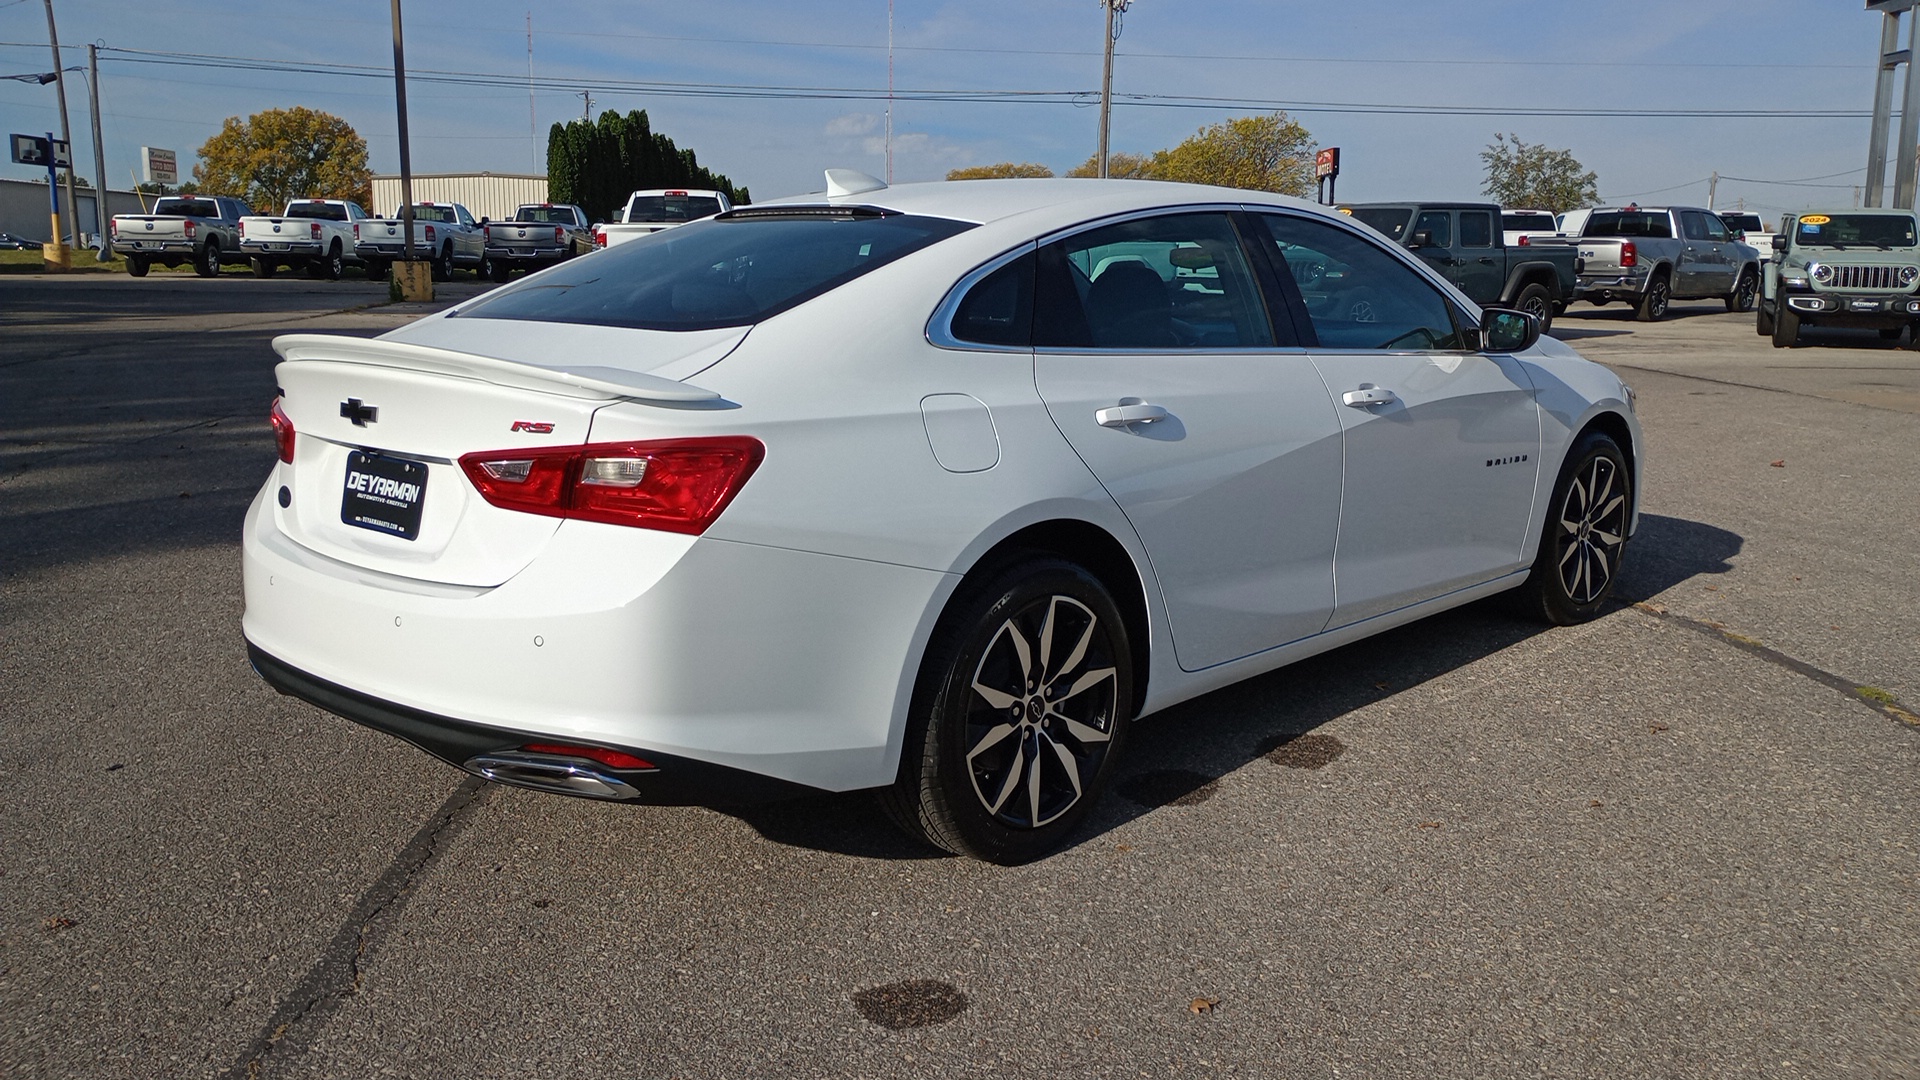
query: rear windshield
625 195 723 223
1502 212 1556 232
1348 207 1411 241
404 205 456 223
455 211 975 331
1792 213 1918 248
1582 212 1672 239
285 202 348 221
154 198 221 218
515 206 577 223
1722 213 1764 232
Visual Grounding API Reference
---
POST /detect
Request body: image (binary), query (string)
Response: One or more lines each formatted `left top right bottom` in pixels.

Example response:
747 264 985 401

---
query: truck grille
1827 264 1903 290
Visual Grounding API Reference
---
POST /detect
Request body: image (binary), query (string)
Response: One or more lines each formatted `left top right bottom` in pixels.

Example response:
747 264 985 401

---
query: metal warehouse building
369 172 548 222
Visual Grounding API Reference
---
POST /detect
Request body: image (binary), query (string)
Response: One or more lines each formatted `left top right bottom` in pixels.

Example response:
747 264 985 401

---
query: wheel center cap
1027 696 1045 720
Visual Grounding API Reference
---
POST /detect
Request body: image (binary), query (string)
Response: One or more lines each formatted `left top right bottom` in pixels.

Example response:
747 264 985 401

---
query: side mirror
1480 307 1540 353
1409 230 1435 249
1771 234 1788 253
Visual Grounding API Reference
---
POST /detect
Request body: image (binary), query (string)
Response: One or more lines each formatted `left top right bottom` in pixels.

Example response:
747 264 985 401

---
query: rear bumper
486 244 569 260
117 239 195 255
242 241 322 258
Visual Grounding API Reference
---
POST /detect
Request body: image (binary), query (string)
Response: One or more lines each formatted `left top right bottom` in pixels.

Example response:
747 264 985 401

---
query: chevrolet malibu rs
242 172 1641 863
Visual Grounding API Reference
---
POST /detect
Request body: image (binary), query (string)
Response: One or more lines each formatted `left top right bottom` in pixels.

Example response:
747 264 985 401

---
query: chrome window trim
925 241 1039 353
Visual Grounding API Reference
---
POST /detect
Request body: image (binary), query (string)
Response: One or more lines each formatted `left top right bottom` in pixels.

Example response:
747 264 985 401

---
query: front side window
1255 213 1464 352
1033 212 1274 350
1413 211 1452 248
1459 211 1493 248
1680 212 1711 241
456 210 974 331
1349 207 1412 242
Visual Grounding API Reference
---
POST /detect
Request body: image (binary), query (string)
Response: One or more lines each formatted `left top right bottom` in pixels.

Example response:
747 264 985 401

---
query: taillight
238 220 246 238
1517 234 1529 246
110 219 118 239
483 224 491 241
270 398 295 464
1620 241 1637 268
309 222 321 240
352 223 361 240
459 437 764 535
594 227 607 249
553 226 564 242
424 224 436 243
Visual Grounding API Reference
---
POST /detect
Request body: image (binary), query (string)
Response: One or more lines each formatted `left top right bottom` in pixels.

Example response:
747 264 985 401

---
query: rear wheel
486 257 509 283
882 557 1133 864
1514 283 1554 333
1726 269 1757 312
194 239 221 278
1634 273 1670 322
431 244 452 282
1518 431 1632 626
321 243 344 281
125 257 149 277
363 258 388 281
251 258 277 278
1771 301 1800 348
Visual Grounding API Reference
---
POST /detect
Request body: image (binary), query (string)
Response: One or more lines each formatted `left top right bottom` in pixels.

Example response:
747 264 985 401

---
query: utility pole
87 42 109 260
1707 171 1718 211
578 90 594 119
42 0 79 250
391 0 416 265
1096 0 1131 178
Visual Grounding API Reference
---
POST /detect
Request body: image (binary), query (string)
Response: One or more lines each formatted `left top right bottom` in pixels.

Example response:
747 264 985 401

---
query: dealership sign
141 146 178 185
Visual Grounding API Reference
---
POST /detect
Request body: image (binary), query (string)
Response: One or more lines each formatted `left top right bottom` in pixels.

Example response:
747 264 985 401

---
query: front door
1030 210 1345 671
1250 211 1542 627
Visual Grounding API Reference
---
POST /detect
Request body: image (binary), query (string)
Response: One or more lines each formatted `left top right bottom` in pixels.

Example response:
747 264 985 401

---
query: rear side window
1460 211 1493 248
456 211 974 331
950 251 1035 347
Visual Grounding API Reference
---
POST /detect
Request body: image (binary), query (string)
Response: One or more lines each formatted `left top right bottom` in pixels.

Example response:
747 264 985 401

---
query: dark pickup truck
1343 202 1579 330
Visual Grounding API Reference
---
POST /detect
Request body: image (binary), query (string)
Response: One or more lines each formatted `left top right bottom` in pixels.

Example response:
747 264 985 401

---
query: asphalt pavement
1 277 1915 1079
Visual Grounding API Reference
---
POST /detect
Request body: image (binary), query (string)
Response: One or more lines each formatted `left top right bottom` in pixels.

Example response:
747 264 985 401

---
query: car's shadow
718 512 1744 861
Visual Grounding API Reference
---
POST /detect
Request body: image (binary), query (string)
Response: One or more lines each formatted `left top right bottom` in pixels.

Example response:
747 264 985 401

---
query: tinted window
285 202 348 221
1460 211 1493 248
627 195 723 223
1502 212 1556 232
1722 213 1764 232
1254 213 1463 352
1680 212 1711 241
951 251 1034 347
1792 213 1918 247
456 211 973 331
1033 212 1273 350
1700 214 1729 242
1413 211 1452 248
1349 207 1411 241
154 198 221 218
1583 212 1672 239
516 206 580 224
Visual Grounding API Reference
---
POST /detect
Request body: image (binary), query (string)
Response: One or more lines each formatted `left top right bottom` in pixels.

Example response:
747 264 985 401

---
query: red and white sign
1315 147 1340 180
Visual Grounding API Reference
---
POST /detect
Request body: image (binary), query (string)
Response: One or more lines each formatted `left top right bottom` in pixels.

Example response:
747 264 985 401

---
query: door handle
1341 386 1398 408
1096 403 1170 427
1478 256 1496 264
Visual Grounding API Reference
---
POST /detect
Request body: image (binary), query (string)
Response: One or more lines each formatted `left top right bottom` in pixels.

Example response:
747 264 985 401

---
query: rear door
1453 208 1504 303
1029 209 1344 671
1249 210 1541 627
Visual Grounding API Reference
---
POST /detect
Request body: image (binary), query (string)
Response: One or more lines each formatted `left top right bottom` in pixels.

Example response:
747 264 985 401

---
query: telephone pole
42 0 79 250
87 43 109 259
1096 0 1131 178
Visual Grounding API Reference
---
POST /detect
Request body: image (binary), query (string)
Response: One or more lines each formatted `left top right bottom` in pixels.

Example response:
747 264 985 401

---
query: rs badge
510 421 555 434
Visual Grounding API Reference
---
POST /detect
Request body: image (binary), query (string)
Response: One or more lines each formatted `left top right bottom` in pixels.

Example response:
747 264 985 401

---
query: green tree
1149 112 1316 195
193 107 370 211
947 162 1054 180
546 109 749 222
1064 151 1156 179
1479 133 1599 213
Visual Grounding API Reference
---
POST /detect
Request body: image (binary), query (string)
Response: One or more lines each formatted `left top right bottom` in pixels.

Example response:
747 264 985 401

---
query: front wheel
1755 299 1774 336
882 558 1134 864
1726 269 1757 312
1518 431 1632 625
194 239 221 278
1771 301 1800 348
1514 283 1554 333
1634 274 1670 322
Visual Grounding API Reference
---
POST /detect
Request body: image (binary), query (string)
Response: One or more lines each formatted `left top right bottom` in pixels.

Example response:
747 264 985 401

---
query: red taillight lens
309 222 321 240
553 226 564 242
483 224 491 241
593 227 607 249
184 219 197 239
425 224 436 243
110 219 118 239
459 437 764 535
1517 234 1529 246
1620 240 1637 268
238 220 246 238
521 743 655 770
270 398 295 464
352 222 361 240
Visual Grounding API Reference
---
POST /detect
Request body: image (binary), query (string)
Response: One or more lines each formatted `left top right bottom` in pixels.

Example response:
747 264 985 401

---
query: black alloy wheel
884 557 1133 864
1519 431 1632 625
1635 274 1670 321
1726 269 1757 312
1515 283 1554 333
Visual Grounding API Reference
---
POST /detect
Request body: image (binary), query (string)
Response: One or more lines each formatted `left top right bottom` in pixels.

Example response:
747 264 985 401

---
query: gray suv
1758 209 1920 348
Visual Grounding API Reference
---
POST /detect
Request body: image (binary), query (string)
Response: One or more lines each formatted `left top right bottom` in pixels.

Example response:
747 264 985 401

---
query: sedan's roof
758 175 1331 233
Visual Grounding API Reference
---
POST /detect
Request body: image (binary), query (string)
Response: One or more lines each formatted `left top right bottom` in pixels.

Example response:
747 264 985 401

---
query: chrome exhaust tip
465 751 645 801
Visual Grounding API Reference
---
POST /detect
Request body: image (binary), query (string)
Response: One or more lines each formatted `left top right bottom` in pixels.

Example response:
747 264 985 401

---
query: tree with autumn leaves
949 112 1317 196
193 107 371 212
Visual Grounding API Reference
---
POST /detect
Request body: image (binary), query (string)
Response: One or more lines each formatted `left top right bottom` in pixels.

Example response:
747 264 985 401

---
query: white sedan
243 172 1640 863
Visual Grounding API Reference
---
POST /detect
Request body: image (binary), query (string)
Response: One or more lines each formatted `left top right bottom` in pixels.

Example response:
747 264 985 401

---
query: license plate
341 451 427 540
265 243 288 251
131 241 153 249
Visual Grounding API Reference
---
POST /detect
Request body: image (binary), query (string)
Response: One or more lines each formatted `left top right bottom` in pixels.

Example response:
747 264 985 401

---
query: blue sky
0 1 1897 216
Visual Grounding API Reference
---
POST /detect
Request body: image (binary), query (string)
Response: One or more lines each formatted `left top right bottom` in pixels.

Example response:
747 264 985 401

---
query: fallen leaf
43 917 77 932
1589 800 1604 807
1649 723 1670 733
1770 460 1785 468
1188 997 1220 1015
1704 585 1718 591
1417 821 1442 829
1373 681 1389 691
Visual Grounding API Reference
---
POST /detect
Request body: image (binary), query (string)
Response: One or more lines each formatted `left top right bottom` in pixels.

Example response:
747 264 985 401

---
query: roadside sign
1315 147 1340 180
10 133 70 168
141 146 178 185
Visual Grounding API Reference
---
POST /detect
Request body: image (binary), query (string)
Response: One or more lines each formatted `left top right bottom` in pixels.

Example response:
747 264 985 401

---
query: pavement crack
221 776 489 1079
1625 600 1919 733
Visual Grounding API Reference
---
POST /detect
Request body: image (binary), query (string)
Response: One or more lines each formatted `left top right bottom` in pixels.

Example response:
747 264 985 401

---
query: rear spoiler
272 333 724 404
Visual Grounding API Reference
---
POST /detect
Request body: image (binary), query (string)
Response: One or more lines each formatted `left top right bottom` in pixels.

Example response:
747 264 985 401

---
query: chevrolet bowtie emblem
340 398 378 426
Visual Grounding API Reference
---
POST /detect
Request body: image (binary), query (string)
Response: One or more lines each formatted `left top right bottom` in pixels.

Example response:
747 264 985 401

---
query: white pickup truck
355 202 484 281
110 194 253 278
238 199 370 280
593 188 732 249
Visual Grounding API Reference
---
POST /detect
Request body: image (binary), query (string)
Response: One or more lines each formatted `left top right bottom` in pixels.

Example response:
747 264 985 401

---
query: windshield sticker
1801 214 1831 225
1800 223 1822 234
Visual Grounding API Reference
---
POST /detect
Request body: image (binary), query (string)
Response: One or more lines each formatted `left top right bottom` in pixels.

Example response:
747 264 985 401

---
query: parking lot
2 277 1916 1078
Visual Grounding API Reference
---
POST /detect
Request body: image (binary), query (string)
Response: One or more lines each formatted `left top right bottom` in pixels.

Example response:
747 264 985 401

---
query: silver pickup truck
355 202 484 282
110 195 253 278
1569 205 1761 320
483 203 593 281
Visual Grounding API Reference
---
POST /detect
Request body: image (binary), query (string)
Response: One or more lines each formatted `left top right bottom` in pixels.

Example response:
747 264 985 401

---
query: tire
1725 269 1757 312
1907 324 1920 351
1518 431 1632 626
1755 299 1773 336
125 257 149 278
881 557 1134 864
364 258 388 281
251 258 277 278
194 239 220 278
431 244 452 282
1634 273 1670 322
485 257 508 283
1771 301 1800 348
1879 327 1903 341
1514 283 1554 333
321 243 344 281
